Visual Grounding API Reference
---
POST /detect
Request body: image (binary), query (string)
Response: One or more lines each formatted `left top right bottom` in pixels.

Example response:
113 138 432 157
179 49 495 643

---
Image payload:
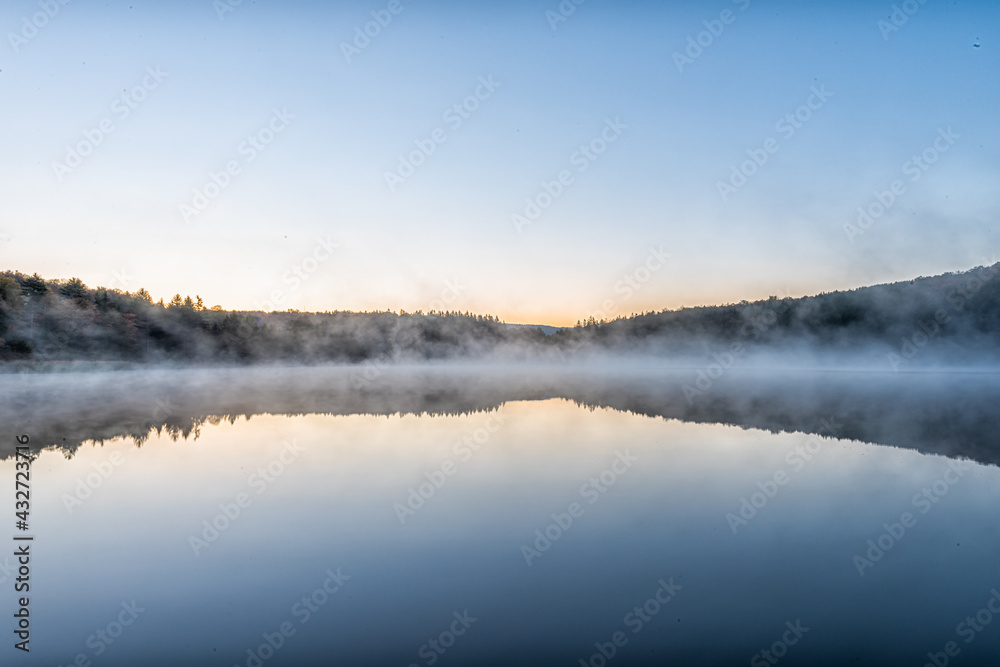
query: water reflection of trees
2 367 997 467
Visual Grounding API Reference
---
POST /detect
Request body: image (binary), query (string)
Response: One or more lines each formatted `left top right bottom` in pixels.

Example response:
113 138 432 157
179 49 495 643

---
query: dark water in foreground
1 365 999 666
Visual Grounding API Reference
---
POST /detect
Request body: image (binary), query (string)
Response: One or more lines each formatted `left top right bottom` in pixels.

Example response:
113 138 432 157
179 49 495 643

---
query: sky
0 0 997 326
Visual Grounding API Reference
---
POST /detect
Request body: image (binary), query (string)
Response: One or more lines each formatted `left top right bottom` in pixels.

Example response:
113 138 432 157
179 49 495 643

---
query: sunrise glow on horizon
1 0 997 327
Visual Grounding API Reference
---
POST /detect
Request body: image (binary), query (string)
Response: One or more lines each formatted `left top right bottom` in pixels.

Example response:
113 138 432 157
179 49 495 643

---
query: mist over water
2 366 1000 665
3 0 998 662
3 364 998 465
4 263 999 373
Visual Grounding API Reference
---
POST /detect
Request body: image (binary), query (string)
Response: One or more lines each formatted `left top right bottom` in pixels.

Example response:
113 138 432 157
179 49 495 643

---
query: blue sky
1 0 997 325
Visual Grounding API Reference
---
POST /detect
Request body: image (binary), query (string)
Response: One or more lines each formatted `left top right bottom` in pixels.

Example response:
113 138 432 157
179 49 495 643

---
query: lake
2 365 999 666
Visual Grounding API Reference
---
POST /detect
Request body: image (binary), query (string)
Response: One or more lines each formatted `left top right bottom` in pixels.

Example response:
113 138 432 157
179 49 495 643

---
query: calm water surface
2 366 999 666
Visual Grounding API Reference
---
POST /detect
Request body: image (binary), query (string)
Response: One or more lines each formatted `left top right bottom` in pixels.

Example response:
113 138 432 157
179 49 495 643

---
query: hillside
1 264 997 367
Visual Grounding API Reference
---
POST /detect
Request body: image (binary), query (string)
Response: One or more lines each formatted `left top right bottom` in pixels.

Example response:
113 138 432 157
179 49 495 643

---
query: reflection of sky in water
7 399 1000 666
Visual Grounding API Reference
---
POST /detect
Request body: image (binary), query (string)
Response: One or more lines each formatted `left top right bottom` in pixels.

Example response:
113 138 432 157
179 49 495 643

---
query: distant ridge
1 263 998 366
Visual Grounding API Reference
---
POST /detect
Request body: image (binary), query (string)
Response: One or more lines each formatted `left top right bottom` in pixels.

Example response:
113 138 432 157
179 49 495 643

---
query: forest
1 263 998 366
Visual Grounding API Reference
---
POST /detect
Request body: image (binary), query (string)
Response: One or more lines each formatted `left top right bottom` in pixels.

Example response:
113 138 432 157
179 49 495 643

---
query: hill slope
1 264 997 367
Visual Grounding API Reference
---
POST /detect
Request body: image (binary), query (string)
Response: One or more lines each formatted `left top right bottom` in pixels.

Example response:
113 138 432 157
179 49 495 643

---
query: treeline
567 263 1000 358
1 263 998 365
0 272 547 363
